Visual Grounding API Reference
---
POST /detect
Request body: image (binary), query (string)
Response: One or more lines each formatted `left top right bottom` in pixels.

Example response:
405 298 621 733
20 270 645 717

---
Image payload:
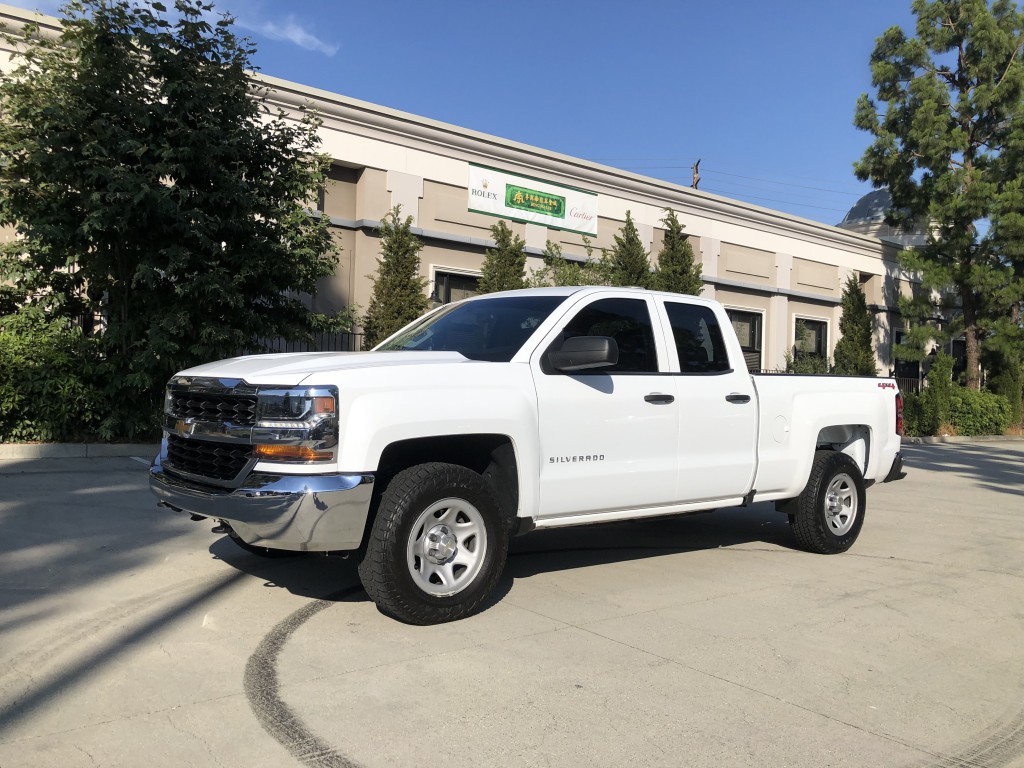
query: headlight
252 387 339 463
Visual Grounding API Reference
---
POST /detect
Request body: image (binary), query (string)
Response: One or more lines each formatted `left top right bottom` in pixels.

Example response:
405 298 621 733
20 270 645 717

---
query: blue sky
5 0 917 225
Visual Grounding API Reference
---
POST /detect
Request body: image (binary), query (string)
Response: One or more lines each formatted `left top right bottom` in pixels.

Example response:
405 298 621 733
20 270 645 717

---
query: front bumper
149 454 374 552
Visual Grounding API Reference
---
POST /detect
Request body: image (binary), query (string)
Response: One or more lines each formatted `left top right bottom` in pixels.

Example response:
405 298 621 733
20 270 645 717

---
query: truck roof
462 285 721 308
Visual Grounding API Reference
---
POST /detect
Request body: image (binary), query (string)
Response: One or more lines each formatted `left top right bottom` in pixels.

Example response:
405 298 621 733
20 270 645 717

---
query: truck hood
176 351 474 387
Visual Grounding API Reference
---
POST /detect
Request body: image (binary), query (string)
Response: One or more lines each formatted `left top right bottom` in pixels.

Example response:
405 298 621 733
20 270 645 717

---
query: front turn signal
254 444 334 462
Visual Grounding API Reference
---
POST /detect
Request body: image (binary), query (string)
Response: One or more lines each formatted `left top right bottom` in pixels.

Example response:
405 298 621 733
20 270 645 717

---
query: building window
726 309 762 372
794 318 828 359
433 271 480 304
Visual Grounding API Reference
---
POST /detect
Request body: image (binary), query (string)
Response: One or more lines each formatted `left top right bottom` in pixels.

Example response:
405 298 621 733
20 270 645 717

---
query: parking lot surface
1 443 1023 767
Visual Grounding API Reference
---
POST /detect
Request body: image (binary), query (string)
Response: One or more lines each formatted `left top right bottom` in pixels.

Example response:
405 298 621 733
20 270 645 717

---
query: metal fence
894 376 922 394
254 331 364 354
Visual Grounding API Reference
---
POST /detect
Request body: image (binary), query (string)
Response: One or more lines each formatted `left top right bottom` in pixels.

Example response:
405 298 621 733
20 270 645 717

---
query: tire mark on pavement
243 587 364 768
0 571 246 736
915 706 1024 768
1 576 217 687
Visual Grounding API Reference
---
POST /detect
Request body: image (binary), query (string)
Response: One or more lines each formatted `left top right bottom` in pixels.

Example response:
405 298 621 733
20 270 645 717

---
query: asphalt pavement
1 443 1023 768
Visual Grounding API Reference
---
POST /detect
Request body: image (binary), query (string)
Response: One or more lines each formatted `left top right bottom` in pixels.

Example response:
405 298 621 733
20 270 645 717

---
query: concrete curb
903 435 1024 445
0 443 159 460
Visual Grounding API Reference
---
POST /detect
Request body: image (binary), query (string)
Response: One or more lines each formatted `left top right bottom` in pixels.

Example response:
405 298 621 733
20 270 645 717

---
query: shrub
949 388 1012 436
917 351 955 435
988 361 1023 428
784 351 831 374
900 392 926 437
0 310 102 442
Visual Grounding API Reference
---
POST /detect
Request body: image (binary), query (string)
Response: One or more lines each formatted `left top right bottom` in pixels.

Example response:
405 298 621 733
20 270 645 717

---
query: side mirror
549 336 618 372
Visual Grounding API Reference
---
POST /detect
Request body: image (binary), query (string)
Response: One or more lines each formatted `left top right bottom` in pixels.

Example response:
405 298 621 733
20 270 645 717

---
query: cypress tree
361 207 428 349
606 211 652 288
833 274 877 376
653 208 702 295
477 220 527 294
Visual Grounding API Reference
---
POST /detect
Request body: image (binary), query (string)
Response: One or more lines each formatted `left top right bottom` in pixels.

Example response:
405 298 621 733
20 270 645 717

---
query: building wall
0 2 911 373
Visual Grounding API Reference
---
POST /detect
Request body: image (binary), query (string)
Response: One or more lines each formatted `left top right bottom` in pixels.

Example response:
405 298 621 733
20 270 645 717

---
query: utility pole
691 159 701 190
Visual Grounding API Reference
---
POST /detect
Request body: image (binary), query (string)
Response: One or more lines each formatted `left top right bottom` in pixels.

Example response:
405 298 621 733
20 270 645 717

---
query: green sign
505 185 566 219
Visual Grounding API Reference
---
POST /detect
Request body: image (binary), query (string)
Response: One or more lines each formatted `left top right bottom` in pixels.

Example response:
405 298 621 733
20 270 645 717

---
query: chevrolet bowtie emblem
175 419 196 438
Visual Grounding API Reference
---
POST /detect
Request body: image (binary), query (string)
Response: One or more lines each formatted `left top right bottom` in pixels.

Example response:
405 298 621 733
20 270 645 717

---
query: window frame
540 295 664 375
430 266 482 305
793 315 829 359
724 307 764 373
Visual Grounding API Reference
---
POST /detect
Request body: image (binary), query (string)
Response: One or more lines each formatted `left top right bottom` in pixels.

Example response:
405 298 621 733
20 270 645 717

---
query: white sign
468 164 598 236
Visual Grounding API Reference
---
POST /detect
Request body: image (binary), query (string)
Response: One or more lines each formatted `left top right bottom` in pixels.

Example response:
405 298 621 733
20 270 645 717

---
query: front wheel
358 462 509 625
790 451 866 554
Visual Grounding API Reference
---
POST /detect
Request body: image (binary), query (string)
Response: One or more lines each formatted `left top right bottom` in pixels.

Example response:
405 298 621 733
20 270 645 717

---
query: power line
702 169 863 196
700 186 850 214
588 157 866 197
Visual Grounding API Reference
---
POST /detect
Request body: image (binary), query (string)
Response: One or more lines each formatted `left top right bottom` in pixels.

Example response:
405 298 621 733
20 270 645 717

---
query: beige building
1 3 915 373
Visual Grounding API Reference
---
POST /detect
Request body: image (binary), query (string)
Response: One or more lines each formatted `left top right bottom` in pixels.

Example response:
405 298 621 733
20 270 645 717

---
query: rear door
657 298 758 501
532 293 678 519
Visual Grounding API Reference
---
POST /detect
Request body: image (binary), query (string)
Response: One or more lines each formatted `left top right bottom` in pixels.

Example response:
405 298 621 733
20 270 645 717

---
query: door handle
645 393 675 404
726 393 751 404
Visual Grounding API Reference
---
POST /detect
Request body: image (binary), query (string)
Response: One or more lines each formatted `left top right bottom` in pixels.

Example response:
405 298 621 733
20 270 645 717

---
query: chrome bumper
149 454 374 552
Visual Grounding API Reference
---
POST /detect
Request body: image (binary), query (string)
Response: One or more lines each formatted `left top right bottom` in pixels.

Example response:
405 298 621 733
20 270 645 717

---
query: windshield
376 295 564 361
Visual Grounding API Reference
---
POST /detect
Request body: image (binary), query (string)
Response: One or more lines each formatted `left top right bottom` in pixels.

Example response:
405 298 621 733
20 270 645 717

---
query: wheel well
374 434 520 528
815 425 870 475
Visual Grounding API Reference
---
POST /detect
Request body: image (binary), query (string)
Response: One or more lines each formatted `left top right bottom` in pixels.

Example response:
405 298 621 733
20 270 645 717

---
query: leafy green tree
0 0 340 438
529 238 606 287
653 209 702 295
361 206 428 349
605 211 652 288
854 0 1024 390
833 274 877 375
477 220 527 294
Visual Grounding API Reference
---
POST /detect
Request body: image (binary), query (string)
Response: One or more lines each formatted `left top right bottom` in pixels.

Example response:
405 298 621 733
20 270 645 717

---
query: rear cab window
662 301 732 374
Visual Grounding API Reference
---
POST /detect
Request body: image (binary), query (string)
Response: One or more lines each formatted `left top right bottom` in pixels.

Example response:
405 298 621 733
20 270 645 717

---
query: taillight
895 392 904 436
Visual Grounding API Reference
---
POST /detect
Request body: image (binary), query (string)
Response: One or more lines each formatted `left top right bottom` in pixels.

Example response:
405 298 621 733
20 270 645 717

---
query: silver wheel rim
824 472 857 536
406 497 488 597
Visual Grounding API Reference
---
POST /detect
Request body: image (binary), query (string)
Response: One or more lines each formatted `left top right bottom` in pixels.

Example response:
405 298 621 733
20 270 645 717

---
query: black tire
358 462 509 625
228 532 302 558
790 450 866 554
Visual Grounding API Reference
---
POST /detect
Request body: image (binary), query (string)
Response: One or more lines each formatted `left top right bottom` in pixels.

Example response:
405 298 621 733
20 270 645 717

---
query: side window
551 297 659 373
664 302 731 373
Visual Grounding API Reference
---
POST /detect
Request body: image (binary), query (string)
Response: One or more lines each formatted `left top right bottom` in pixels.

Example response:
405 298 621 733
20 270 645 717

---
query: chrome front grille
167 393 258 426
165 435 253 482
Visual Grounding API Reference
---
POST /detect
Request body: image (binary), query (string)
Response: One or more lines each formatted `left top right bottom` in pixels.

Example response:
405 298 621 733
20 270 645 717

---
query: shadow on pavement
902 442 1024 497
209 501 798 613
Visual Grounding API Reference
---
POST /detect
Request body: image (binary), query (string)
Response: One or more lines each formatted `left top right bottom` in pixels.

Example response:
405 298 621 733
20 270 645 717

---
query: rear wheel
790 451 865 554
358 462 509 625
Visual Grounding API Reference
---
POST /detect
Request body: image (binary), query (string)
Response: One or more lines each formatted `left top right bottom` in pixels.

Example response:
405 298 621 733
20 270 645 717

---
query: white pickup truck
150 286 904 624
